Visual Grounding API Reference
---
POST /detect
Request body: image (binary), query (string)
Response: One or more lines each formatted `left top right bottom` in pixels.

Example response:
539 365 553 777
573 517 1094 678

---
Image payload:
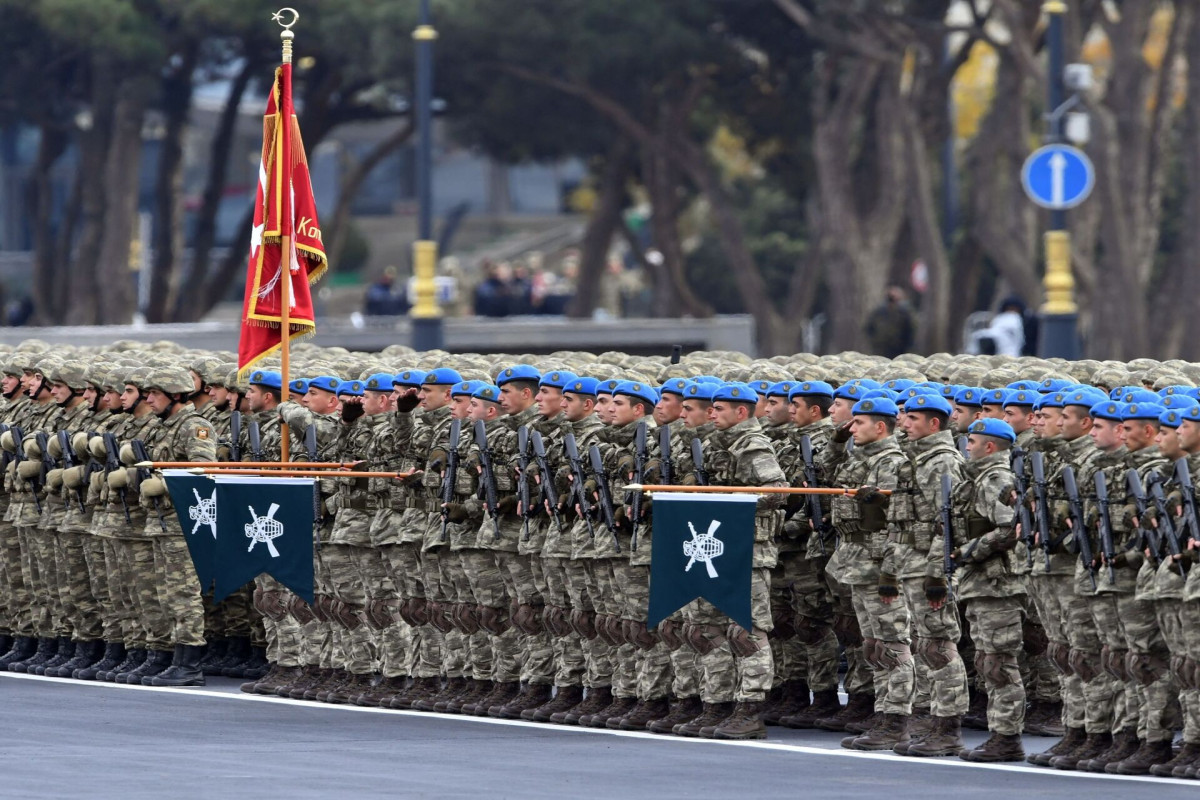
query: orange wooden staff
141 461 363 470
183 468 418 480
624 484 891 496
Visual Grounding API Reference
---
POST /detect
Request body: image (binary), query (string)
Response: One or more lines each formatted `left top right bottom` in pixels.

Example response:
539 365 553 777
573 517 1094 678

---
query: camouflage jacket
704 417 787 569
1034 434 1100 579
329 411 388 547
945 449 1024 600
279 402 340 544
883 430 964 581
589 416 659 562
144 405 217 536
472 414 519 552
1123 445 1169 602
563 415 607 560
827 436 905 586
1085 446 1135 596
89 411 157 539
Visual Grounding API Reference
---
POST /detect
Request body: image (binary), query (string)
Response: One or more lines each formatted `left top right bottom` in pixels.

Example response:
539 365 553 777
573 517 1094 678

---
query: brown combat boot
1051 731 1111 770
1150 741 1200 777
479 681 521 717
1028 726 1084 766
844 711 882 736
584 695 635 728
1025 700 1065 737
1111 738 1174 775
647 696 703 734
525 685 584 722
242 663 287 695
414 677 461 712
328 672 374 704
432 677 470 712
563 686 611 725
287 666 328 699
495 682 552 719
843 713 909 751
394 676 440 710
457 680 495 715
674 701 734 738
781 689 840 729
961 687 989 731
616 697 671 731
312 669 350 702
356 675 408 707
273 664 315 696
1081 728 1138 772
961 732 1025 762
815 693 873 732
906 715 966 757
712 702 768 740
762 680 810 726
893 707 933 755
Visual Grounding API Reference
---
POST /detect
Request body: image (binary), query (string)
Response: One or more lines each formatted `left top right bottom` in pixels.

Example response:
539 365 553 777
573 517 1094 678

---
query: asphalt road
1 673 1195 800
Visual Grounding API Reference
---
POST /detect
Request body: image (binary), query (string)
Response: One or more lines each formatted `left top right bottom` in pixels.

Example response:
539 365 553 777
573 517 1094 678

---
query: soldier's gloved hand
641 459 662 485
400 470 424 486
832 422 853 444
47 468 64 491
140 477 166 498
47 436 63 460
16 460 40 480
855 486 887 507
23 438 41 459
427 448 449 475
496 495 518 515
878 572 900 601
615 453 636 477
88 436 107 459
924 576 948 603
119 443 136 466
341 402 364 422
63 465 86 490
679 472 698 486
394 391 421 413
444 502 469 523
785 493 805 517
107 468 129 490
216 445 232 462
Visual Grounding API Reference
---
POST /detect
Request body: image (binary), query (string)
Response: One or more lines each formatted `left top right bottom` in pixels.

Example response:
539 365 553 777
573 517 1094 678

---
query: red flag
237 61 327 377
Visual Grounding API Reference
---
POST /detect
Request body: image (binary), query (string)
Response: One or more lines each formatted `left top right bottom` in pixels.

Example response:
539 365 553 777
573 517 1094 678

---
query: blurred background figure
865 285 915 358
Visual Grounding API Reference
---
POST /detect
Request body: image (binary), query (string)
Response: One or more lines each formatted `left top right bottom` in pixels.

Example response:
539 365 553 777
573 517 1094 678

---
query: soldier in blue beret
451 380 484 419
535 370 577 420
1000 390 1037 449
951 387 985 435
655 379 690 427
563 376 599 399
423 368 463 387
289 378 310 398
392 369 428 389
966 417 1016 444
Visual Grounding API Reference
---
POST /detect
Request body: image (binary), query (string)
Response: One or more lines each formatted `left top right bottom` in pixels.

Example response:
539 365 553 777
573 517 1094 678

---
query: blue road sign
1021 144 1095 210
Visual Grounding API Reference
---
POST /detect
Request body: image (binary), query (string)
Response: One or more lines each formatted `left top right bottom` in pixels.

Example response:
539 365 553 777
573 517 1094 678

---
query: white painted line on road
2 672 1193 787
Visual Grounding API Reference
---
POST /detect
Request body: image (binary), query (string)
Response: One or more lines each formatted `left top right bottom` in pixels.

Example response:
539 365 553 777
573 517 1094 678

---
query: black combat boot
213 636 251 674
76 642 125 681
198 639 229 675
150 645 206 687
51 639 104 678
0 636 37 670
122 648 172 684
103 648 146 682
9 636 56 673
34 637 76 676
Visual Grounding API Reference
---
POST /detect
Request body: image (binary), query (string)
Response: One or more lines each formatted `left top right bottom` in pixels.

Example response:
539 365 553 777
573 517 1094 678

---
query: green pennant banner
212 476 315 604
163 470 218 592
647 492 757 631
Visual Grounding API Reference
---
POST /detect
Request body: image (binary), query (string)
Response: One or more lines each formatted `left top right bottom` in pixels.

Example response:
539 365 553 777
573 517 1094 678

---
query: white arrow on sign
1049 152 1067 208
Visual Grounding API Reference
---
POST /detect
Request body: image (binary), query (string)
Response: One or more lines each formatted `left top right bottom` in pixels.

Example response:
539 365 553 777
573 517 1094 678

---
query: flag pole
625 484 891 496
276 8 297 464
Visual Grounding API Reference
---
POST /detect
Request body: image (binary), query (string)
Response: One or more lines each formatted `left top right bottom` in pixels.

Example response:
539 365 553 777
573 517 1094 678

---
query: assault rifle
1061 466 1097 591
531 430 564 532
588 443 620 551
131 440 167 532
563 434 596 541
1010 448 1035 567
800 434 832 556
473 420 501 540
1094 472 1117 584
440 418 461 543
940 473 955 602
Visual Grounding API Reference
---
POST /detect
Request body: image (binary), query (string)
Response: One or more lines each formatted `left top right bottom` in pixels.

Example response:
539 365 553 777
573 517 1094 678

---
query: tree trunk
568 138 631 318
94 77 152 324
175 57 257 321
146 42 198 323
28 126 68 323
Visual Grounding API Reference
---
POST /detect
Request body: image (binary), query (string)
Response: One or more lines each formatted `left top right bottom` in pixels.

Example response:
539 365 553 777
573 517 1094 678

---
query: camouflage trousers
151 535 206 647
416 546 453 679
1082 592 1123 734
683 572 774 703
0 521 30 637
622 562 672 702
734 568 774 702
450 551 493 682
204 587 254 641
825 570 873 697
461 548 520 683
901 577 968 717
378 542 424 679
964 595 1026 736
100 539 135 645
598 558 638 698
685 598 737 703
851 585 914 715
21 526 59 636
1118 592 1175 744
498 551 551 686
255 576 302 668
561 558 614 689
62 532 102 641
1030 573 1090 731
541 556 585 688
1162 600 1199 743
321 543 376 675
1181 599 1200 740
781 553 838 693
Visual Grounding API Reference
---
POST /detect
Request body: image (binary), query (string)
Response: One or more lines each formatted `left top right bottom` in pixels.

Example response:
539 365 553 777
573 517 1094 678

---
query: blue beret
713 382 759 404
903 394 953 415
1121 388 1161 405
308 376 340 394
835 383 864 401
1160 408 1185 428
423 368 462 386
289 378 310 395
900 386 940 400
1123 402 1164 421
596 379 621 397
363 373 395 392
862 388 900 402
452 380 484 398
982 388 1008 406
564 377 600 397
1039 378 1072 394
1003 389 1037 408
472 384 501 402
1187 388 1200 402
336 380 364 397
693 375 723 386
392 369 427 388
767 381 797 398
940 383 965 400
749 379 773 395
1006 380 1040 392
496 365 541 386
1039 392 1067 409
1162 394 1195 410
1158 385 1192 398
789 380 835 400
884 378 915 393
538 370 577 391
954 387 985 406
659 378 693 398
249 370 282 390
1089 401 1125 422
1109 385 1138 400
613 380 659 408
967 418 1016 442
684 382 717 402
852 397 899 417
1064 388 1108 409
850 378 882 390
1184 403 1200 424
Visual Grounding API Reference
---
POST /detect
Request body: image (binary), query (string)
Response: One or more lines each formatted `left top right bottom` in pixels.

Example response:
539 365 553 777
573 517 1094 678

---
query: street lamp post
1038 0 1080 359
411 0 443 351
